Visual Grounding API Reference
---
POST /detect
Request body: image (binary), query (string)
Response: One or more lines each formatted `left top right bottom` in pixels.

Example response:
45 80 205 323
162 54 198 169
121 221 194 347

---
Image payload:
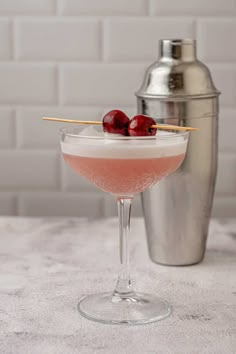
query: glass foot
78 292 171 325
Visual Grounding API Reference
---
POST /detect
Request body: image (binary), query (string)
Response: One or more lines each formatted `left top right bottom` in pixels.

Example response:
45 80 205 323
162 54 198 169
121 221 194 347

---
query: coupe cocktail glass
60 126 189 325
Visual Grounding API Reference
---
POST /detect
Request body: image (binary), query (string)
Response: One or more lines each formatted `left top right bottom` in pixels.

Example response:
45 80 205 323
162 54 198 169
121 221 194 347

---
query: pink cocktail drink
61 133 187 195
63 154 184 195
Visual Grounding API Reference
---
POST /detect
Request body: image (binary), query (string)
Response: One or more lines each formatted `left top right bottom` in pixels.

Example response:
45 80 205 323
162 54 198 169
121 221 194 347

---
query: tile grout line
15 192 20 216
56 63 61 105
193 17 197 39
55 0 61 16
14 107 20 149
11 17 17 60
58 152 64 192
101 18 106 62
101 194 107 218
147 0 152 16
99 18 103 62
0 59 235 66
12 107 18 149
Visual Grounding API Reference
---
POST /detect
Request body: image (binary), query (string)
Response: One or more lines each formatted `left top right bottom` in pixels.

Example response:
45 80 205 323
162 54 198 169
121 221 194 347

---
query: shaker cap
136 39 220 100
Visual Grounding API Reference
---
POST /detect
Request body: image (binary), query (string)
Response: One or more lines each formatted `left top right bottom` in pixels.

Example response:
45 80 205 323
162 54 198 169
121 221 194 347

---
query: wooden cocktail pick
42 117 199 131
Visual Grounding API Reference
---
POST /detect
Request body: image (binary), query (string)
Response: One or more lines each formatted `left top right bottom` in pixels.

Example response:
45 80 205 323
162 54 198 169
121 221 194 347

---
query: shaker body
138 98 218 265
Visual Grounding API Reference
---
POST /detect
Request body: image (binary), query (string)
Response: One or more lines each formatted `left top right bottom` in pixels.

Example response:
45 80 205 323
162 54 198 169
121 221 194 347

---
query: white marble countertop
0 217 235 354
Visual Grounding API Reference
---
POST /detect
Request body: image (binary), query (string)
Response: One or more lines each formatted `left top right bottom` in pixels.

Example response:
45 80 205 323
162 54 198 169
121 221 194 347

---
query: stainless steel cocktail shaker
136 39 220 266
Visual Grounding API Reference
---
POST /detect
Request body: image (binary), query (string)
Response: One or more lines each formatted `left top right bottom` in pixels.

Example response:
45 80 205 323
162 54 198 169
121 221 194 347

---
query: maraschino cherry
102 110 130 136
128 115 157 136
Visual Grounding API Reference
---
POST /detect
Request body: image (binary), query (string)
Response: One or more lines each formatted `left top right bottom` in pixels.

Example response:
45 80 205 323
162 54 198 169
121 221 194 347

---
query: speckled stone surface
0 217 235 354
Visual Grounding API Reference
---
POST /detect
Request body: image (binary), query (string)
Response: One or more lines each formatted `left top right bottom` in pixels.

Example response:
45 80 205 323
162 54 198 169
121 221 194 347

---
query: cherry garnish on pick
128 115 157 136
102 110 130 136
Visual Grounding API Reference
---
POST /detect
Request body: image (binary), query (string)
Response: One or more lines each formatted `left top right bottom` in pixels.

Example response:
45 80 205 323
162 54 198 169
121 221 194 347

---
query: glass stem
113 197 135 297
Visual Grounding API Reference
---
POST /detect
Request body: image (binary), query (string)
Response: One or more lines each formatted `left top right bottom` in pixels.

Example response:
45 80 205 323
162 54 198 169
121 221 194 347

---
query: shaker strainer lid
136 39 220 100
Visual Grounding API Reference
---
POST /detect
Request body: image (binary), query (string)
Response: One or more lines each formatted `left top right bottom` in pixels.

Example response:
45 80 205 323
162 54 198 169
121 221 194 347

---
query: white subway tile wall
104 18 194 61
18 192 104 217
149 0 236 16
0 64 57 104
0 1 56 16
58 0 148 16
197 19 236 61
208 64 236 106
0 20 12 59
0 151 59 190
60 63 147 105
0 0 235 217
0 108 15 148
15 19 101 61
